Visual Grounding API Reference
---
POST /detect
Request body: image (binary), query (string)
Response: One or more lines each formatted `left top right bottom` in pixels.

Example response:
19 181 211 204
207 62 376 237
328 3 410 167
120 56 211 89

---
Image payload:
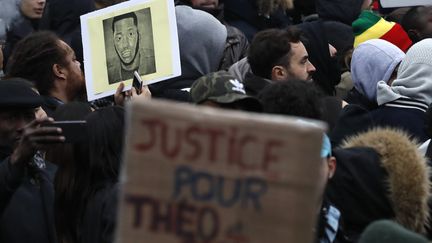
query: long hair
48 105 125 243
45 102 92 243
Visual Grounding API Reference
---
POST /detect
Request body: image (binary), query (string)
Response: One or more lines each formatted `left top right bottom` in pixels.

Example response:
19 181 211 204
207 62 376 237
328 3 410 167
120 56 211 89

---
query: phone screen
133 71 143 95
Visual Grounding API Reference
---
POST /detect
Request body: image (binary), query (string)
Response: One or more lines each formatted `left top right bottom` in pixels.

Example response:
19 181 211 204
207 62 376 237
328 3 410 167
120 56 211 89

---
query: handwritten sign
116 99 326 243
380 0 432 7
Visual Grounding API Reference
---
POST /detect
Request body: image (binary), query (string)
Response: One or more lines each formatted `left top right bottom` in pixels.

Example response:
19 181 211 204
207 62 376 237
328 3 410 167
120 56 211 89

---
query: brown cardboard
116 99 326 243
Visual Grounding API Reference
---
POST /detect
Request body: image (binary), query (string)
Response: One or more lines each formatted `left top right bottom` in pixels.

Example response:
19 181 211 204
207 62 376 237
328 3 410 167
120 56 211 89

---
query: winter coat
328 128 430 242
315 0 360 52
219 26 249 71
223 0 292 42
316 0 363 26
0 153 57 243
79 184 118 243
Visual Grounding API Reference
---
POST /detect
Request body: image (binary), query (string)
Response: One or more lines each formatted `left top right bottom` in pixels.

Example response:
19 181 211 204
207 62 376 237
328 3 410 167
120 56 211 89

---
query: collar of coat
341 127 430 234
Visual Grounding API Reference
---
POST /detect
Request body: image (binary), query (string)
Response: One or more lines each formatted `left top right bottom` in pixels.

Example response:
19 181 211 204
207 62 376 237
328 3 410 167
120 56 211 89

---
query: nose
307 61 316 73
119 36 128 49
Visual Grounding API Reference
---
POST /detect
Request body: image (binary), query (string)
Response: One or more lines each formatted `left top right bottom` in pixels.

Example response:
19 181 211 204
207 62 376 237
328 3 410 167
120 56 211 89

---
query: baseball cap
0 78 43 108
190 71 262 111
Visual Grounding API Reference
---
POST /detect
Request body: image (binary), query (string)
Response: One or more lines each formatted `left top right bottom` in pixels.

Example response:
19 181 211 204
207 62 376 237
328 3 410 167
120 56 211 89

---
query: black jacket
0 153 57 243
316 0 363 26
369 98 429 143
223 0 292 41
298 20 342 96
79 183 118 243
3 17 38 68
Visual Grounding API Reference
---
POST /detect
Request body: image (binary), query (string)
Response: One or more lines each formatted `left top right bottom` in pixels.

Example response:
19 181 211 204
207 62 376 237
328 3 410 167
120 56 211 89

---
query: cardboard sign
80 0 180 101
380 0 432 7
116 99 326 243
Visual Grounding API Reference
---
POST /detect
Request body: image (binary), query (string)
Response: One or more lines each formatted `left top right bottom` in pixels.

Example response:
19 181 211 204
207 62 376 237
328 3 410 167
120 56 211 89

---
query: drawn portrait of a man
103 9 156 84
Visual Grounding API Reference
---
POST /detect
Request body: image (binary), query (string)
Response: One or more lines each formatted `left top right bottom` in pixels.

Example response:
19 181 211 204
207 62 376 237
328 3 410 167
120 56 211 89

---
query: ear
327 156 337 179
52 63 67 80
271 65 287 81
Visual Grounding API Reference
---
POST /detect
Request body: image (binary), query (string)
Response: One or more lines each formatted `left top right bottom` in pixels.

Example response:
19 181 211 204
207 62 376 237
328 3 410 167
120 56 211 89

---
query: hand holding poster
80 0 180 101
116 99 326 243
380 0 432 7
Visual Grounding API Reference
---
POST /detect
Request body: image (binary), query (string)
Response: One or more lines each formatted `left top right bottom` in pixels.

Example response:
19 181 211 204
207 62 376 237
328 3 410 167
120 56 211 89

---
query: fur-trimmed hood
341 128 430 234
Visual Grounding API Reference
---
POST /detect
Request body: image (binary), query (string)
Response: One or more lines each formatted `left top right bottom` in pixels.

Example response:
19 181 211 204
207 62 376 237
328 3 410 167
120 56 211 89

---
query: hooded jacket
298 20 342 96
349 39 405 106
377 39 432 107
149 5 227 102
328 128 430 241
316 0 364 26
315 0 359 56
370 39 432 143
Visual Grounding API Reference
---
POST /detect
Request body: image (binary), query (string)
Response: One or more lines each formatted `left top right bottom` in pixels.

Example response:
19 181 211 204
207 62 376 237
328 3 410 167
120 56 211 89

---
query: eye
115 36 122 42
128 31 135 37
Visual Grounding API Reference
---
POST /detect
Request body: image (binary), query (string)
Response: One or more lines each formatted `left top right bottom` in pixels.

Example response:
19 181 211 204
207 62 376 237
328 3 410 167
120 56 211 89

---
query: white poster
80 0 181 101
380 0 432 7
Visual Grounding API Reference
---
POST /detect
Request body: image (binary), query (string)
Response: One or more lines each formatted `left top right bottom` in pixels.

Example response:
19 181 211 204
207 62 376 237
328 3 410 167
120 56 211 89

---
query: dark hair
86 106 125 185
112 12 138 32
401 6 429 43
48 105 125 243
258 80 324 120
248 27 302 79
46 102 93 243
5 31 67 96
94 0 125 8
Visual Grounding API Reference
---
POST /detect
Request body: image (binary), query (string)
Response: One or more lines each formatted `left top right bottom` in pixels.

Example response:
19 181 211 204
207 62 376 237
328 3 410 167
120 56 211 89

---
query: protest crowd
2 0 432 242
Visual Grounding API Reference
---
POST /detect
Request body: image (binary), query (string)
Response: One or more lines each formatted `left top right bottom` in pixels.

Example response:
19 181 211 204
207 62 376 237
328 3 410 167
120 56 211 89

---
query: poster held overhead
80 0 180 101
380 0 432 8
116 99 327 243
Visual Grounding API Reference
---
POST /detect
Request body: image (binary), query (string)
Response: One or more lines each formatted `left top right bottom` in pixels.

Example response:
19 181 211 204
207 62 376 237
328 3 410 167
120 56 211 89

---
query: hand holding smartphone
42 121 87 143
133 71 143 95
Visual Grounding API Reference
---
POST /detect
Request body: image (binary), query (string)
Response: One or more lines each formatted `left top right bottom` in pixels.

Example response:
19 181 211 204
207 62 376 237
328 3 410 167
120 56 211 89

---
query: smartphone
133 71 143 95
43 121 87 143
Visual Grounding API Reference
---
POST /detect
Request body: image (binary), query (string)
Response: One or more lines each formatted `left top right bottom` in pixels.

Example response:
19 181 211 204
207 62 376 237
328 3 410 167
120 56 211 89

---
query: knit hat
190 71 262 111
377 38 432 106
352 11 412 52
351 39 405 102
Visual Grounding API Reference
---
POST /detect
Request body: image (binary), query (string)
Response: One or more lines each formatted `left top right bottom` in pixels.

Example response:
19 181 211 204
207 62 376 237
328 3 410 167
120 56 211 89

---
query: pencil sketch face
113 17 139 65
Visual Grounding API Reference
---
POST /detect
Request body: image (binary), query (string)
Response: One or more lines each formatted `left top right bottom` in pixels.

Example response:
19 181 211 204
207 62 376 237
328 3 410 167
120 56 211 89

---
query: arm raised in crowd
0 117 64 214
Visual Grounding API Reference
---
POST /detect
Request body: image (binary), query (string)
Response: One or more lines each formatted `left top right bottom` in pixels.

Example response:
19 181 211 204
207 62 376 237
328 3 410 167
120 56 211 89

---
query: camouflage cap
191 71 258 105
